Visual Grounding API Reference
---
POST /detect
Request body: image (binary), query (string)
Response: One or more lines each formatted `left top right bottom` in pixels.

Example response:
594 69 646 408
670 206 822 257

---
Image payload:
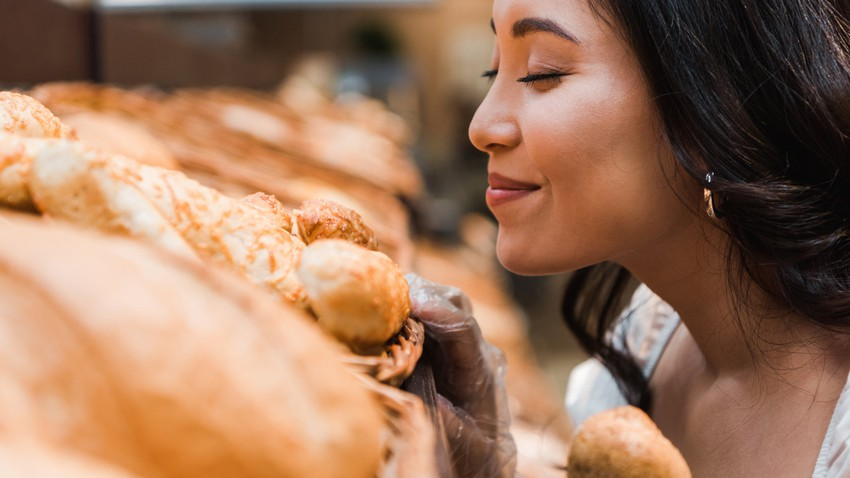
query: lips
485 173 540 208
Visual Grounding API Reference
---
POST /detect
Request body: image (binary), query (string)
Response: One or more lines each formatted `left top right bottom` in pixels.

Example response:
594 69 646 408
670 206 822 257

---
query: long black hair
564 0 850 412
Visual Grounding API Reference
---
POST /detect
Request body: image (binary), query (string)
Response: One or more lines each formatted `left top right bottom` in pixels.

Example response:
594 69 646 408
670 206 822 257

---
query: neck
621 218 847 379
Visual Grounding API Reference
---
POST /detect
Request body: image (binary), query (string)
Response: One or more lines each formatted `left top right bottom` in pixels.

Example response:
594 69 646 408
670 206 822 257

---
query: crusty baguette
568 406 691 478
26 138 199 261
28 140 307 306
293 198 379 250
0 211 385 478
297 238 410 354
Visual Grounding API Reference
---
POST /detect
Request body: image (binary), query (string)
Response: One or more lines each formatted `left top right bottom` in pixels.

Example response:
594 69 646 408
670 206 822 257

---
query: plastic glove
405 273 517 478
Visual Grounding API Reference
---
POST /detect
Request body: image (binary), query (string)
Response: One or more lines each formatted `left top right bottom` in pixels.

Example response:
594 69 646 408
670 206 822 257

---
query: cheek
501 82 687 273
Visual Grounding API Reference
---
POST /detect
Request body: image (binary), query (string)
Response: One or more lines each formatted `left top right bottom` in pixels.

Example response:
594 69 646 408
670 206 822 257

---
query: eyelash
480 69 567 87
517 72 567 87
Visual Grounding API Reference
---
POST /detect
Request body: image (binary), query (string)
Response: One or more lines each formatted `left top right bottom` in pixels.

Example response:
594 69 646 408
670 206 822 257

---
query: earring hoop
704 172 719 218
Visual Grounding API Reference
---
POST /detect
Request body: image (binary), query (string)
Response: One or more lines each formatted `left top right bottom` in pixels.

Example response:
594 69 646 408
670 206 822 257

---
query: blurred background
0 1 587 469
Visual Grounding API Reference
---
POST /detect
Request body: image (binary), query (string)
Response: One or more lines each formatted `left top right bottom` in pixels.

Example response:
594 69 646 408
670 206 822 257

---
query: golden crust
568 406 692 478
294 198 379 250
0 92 76 210
240 191 293 233
297 238 409 354
27 140 307 306
0 91 76 139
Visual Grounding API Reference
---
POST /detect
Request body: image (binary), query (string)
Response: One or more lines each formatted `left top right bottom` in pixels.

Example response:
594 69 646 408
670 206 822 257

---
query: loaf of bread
26 138 199 260
28 139 307 306
297 238 410 354
568 406 691 478
0 211 385 478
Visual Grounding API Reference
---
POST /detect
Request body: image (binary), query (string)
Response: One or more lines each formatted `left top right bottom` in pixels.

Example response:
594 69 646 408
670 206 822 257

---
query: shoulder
565 284 680 428
814 372 850 477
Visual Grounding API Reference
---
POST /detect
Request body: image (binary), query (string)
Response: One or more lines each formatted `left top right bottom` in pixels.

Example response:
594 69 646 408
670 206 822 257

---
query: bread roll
293 198 379 250
0 211 385 478
297 238 409 354
0 91 75 139
568 406 691 478
0 92 76 209
241 191 294 233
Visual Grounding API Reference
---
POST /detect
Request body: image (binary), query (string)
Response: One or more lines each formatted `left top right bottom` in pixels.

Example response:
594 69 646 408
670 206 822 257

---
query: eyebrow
508 17 581 44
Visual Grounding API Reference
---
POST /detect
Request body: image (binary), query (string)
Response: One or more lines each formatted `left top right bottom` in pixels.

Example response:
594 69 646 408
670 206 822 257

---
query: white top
565 284 850 478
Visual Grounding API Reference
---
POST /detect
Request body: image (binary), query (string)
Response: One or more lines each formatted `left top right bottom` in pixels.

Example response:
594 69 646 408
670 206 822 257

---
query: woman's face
470 0 697 275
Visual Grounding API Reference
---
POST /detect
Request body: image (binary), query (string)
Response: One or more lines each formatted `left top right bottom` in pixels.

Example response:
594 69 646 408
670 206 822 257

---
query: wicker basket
343 317 425 388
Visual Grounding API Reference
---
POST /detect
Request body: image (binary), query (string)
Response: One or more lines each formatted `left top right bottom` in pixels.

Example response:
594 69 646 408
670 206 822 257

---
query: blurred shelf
91 0 434 11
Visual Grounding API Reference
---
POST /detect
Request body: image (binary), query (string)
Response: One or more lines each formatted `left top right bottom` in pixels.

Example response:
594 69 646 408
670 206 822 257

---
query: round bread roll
0 212 384 478
293 198 379 250
297 238 409 354
0 92 76 210
0 91 75 139
568 406 691 478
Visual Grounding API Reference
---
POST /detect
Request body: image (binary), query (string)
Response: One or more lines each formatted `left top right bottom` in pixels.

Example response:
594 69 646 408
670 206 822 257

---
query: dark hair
563 0 850 412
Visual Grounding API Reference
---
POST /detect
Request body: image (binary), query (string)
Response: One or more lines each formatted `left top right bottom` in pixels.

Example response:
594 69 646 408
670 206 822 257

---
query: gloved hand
405 273 517 478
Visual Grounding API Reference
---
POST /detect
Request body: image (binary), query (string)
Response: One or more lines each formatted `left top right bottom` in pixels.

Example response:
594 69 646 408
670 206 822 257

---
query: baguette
29 140 307 305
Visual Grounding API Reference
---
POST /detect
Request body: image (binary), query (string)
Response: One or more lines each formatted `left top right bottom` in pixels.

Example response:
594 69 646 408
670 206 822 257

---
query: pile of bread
26 81 419 270
0 91 428 477
0 86 694 477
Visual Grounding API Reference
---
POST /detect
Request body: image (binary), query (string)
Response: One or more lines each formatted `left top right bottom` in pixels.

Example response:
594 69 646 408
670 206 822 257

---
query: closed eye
517 72 567 86
481 69 499 80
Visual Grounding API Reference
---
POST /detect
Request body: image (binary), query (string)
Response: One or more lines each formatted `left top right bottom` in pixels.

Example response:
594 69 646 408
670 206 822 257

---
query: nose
468 83 521 154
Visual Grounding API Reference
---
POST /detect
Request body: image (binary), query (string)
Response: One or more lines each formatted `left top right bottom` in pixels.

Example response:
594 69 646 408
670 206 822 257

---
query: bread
25 138 199 260
0 92 76 209
0 442 140 478
241 191 294 233
60 111 179 170
28 140 307 305
297 238 410 354
568 406 691 478
0 91 75 139
0 211 385 478
293 198 379 250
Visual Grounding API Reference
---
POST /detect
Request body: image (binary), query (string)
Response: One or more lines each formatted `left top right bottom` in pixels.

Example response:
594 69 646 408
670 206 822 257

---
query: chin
495 240 558 276
495 232 595 276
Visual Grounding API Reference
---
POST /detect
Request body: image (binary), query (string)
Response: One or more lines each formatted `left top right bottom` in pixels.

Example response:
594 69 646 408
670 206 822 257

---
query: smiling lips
485 173 541 208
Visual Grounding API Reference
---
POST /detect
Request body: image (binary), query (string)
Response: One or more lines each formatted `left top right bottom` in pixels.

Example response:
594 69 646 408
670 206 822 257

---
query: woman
410 0 850 476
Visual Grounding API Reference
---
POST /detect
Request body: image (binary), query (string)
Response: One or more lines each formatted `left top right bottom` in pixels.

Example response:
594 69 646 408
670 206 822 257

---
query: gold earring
704 172 718 218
